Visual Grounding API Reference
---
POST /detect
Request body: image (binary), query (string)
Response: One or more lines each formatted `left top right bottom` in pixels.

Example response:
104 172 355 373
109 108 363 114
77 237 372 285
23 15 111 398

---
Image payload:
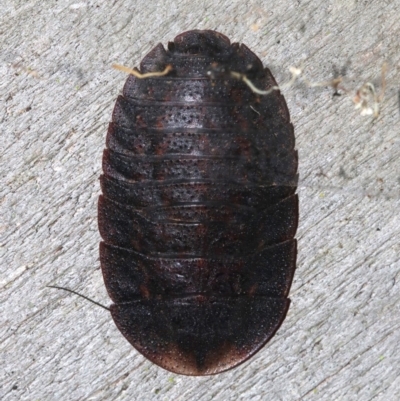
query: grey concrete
1 1 399 400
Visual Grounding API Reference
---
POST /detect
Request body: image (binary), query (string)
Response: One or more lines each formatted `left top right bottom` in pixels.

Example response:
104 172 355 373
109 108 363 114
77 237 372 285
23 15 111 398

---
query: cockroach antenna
227 61 388 118
112 64 172 78
47 285 110 311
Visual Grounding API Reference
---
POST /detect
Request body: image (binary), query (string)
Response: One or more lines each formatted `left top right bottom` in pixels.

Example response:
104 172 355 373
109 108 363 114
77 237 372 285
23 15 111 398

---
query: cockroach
98 29 298 375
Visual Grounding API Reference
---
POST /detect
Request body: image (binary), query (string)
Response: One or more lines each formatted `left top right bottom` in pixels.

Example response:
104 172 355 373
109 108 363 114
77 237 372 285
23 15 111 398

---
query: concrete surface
1 0 399 400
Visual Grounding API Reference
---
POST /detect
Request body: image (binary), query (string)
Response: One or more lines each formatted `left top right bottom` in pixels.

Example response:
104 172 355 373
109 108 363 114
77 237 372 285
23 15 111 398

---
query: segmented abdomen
98 30 298 376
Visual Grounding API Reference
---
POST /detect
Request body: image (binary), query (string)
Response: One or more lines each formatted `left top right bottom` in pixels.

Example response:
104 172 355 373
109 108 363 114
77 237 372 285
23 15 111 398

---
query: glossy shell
98 30 298 375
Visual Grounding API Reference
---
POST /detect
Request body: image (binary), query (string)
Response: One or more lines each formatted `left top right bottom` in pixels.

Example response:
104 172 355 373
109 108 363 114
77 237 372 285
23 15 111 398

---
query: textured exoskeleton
98 30 298 375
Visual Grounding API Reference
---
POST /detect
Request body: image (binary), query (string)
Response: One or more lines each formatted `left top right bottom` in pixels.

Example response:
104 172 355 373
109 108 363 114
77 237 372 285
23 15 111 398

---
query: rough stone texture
1 1 399 400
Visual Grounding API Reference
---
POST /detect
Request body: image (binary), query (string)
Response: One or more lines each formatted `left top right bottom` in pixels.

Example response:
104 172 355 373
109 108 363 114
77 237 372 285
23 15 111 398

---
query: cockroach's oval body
98 30 298 376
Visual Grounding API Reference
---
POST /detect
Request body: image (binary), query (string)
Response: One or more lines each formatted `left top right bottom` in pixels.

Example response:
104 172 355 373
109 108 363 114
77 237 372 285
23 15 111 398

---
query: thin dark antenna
47 285 110 311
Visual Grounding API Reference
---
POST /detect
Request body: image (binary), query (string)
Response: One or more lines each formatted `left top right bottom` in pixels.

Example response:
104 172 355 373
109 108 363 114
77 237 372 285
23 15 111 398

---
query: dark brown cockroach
98 30 298 376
